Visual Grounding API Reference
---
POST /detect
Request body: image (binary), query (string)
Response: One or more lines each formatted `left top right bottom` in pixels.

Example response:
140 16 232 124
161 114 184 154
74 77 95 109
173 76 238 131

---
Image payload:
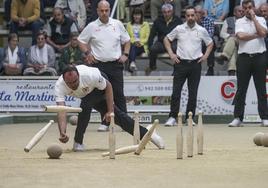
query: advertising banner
0 76 265 115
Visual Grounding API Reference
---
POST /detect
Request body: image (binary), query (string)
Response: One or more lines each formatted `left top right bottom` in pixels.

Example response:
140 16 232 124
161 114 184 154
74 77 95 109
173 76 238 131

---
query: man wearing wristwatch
78 0 130 132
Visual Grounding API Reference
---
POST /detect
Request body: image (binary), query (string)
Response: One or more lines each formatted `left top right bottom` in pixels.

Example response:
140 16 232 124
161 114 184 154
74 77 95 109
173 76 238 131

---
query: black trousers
93 61 127 113
233 53 268 120
169 59 201 120
74 89 147 144
149 41 177 70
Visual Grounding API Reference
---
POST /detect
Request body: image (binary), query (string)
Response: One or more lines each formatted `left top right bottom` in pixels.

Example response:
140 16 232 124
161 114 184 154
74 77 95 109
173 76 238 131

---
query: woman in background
0 33 26 76
24 32 57 76
126 7 150 72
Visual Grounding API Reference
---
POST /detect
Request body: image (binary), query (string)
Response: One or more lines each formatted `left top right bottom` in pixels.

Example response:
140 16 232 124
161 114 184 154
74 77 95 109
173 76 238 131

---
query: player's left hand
198 55 208 63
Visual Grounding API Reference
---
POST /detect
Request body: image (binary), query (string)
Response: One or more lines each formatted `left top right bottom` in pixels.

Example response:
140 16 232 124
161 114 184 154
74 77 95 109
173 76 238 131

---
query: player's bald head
98 0 110 9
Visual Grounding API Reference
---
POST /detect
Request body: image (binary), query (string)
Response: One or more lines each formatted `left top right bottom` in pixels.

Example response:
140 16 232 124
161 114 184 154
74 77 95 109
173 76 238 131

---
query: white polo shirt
167 23 212 60
235 16 267 54
78 18 130 62
55 65 106 102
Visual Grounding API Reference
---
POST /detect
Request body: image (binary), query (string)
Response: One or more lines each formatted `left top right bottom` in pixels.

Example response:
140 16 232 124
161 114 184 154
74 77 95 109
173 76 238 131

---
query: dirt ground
1 121 268 188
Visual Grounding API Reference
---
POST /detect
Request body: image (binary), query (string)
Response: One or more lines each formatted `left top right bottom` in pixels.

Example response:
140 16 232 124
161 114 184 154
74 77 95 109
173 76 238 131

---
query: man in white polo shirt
163 6 213 126
78 0 130 132
229 0 268 127
55 65 165 151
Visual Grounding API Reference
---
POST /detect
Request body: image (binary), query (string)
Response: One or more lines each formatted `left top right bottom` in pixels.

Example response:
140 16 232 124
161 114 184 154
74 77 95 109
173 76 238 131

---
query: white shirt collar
97 18 112 26
184 22 198 30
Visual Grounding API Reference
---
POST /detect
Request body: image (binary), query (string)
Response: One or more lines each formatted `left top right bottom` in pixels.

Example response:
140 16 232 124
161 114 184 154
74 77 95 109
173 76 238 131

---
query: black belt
95 59 118 63
180 58 200 63
240 53 263 58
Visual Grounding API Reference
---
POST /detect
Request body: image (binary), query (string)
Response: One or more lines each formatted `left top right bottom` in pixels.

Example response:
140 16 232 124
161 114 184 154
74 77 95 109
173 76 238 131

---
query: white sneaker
164 117 176 127
146 124 165 149
130 61 138 71
73 142 85 152
228 118 242 127
97 124 109 132
262 119 268 127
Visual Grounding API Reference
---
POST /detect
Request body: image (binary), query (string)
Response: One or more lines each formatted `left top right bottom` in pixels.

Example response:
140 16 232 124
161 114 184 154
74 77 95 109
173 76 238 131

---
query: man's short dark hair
242 0 255 7
184 5 196 15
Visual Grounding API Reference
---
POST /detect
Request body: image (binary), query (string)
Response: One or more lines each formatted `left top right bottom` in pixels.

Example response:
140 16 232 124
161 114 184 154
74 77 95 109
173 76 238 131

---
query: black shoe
206 67 214 76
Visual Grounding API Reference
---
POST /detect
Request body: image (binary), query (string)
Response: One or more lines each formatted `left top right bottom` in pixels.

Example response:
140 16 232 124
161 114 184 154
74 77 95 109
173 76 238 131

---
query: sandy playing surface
1 122 268 188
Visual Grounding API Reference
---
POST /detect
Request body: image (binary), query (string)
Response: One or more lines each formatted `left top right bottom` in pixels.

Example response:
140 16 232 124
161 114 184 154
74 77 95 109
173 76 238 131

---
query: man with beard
163 6 213 126
46 7 78 53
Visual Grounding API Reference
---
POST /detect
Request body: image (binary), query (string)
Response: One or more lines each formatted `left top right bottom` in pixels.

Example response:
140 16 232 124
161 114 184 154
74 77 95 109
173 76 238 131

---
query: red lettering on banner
221 81 235 99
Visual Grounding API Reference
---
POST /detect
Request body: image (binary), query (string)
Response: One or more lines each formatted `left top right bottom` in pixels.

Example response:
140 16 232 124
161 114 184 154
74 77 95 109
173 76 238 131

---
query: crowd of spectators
0 0 268 76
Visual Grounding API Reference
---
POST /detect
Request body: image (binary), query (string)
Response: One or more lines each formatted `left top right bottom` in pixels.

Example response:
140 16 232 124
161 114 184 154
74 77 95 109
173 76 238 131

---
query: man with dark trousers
229 0 268 127
78 0 130 132
163 6 213 126
145 3 182 76
55 65 165 151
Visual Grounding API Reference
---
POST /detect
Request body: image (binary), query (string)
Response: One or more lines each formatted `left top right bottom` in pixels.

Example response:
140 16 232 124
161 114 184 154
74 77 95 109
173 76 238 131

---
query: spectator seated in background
46 7 78 53
216 5 244 75
55 0 87 32
145 3 182 75
0 33 26 76
10 0 44 45
24 32 57 76
203 0 230 21
150 0 182 21
195 5 216 76
126 7 150 73
58 32 83 74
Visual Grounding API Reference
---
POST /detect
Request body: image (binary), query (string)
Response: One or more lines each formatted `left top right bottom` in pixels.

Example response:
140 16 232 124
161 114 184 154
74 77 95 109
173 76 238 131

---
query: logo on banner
221 79 237 104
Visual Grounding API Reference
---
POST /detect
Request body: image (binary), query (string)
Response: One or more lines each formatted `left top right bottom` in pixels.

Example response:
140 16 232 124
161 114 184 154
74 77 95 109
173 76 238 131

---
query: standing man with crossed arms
163 6 213 126
229 0 268 127
78 0 130 132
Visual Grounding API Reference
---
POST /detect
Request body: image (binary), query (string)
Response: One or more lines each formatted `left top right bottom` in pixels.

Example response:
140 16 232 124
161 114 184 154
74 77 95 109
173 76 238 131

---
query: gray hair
161 3 173 11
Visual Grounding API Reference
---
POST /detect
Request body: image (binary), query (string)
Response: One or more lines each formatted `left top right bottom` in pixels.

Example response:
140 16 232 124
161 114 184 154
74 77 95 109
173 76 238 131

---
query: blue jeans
129 44 145 62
